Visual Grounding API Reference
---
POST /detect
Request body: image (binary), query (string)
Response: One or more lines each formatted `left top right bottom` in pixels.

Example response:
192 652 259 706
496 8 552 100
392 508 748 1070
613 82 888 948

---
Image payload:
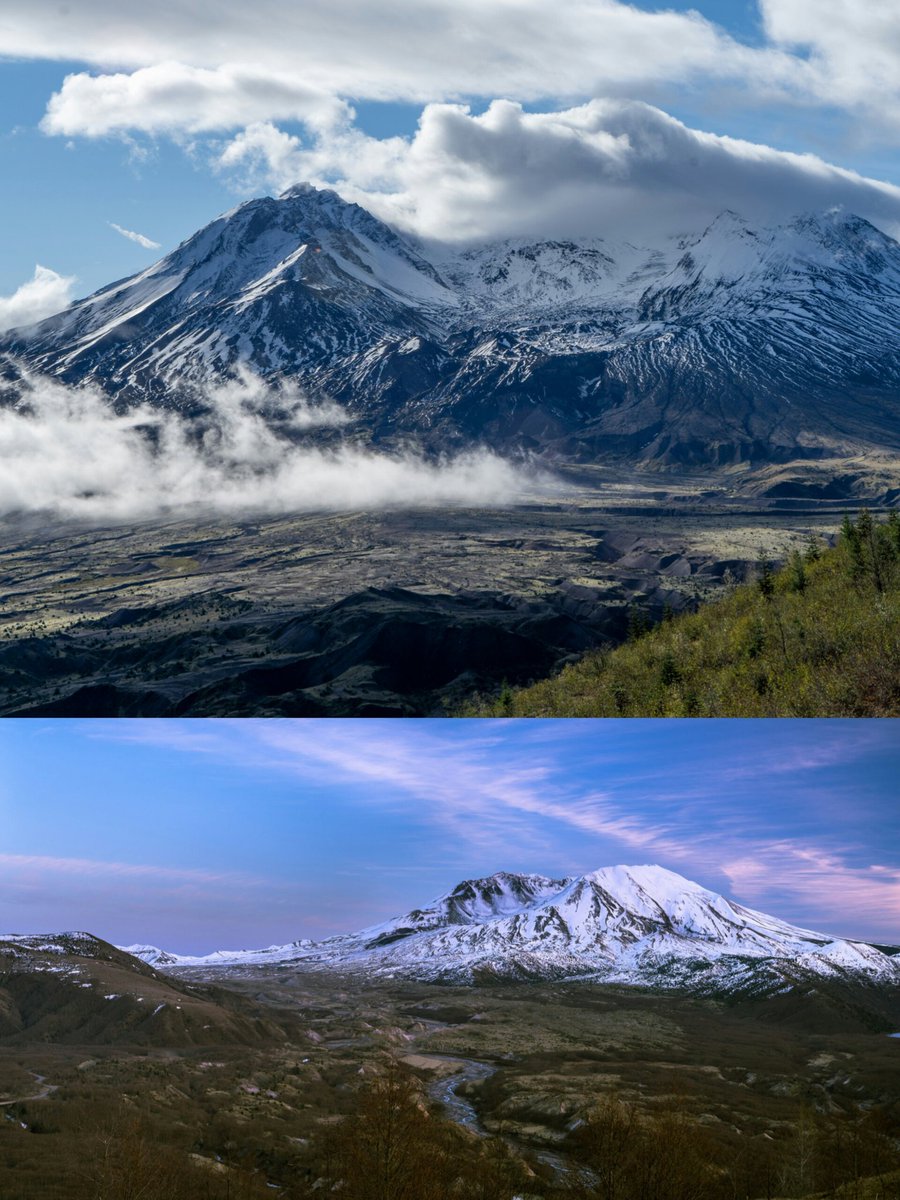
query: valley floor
0 464 872 716
2 969 899 1199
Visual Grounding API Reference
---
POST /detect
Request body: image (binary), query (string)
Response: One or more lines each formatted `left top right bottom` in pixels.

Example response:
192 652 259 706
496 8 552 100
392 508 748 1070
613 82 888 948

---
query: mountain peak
705 209 756 233
5 197 900 468
124 864 900 996
273 181 384 235
450 869 568 893
584 862 713 896
278 181 342 203
279 181 319 199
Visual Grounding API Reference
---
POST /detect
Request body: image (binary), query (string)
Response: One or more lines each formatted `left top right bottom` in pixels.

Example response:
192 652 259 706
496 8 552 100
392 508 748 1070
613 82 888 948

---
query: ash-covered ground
0 466 874 715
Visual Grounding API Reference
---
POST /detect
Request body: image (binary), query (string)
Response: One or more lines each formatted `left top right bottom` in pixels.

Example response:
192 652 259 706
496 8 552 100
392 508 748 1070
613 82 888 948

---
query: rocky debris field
0 468 857 715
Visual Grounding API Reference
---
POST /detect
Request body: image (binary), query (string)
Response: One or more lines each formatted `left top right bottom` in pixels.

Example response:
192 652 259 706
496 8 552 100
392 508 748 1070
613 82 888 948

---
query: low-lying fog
0 365 547 520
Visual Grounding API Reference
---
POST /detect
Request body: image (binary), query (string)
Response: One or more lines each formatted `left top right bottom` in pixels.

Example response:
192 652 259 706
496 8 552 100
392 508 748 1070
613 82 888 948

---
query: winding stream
424 1054 497 1134
0 1072 58 1107
423 1052 594 1186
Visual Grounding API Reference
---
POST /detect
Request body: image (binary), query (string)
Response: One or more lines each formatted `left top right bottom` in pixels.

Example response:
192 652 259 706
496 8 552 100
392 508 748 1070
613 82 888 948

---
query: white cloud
7 2 798 106
41 62 351 138
217 100 900 244
760 0 900 132
0 367 539 521
109 222 161 250
0 266 76 333
17 3 900 258
12 1 900 140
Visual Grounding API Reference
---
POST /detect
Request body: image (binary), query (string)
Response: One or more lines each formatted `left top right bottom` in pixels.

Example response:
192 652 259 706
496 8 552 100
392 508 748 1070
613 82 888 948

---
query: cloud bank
13 1 900 142
0 266 76 333
219 99 900 243
8 1 795 107
0 368 536 521
14 3 900 270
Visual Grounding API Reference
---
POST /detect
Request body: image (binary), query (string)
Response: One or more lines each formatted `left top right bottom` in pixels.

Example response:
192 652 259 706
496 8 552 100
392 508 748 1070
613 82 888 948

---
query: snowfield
122 865 900 994
6 185 900 467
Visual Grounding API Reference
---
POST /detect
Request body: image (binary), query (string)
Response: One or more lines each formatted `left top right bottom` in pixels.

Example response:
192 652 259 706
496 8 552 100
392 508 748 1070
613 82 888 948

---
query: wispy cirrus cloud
721 843 900 936
718 723 886 781
84 715 900 931
87 718 900 941
88 717 699 859
0 851 260 887
109 222 161 250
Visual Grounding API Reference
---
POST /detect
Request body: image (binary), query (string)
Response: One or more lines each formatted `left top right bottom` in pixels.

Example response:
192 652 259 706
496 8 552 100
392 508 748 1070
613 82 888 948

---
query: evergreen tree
841 513 865 583
887 508 900 557
856 507 886 592
788 549 807 593
756 554 775 599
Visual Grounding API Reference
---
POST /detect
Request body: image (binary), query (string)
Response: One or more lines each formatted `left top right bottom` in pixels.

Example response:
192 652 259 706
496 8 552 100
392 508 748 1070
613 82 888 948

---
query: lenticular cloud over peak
223 99 900 246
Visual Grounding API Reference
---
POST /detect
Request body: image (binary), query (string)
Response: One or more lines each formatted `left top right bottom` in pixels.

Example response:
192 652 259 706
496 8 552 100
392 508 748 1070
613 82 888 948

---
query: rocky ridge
5 187 900 466
123 865 900 994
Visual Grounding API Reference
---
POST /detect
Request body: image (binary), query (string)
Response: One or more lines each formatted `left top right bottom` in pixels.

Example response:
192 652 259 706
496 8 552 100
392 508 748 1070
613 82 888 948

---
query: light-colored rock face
122 864 900 994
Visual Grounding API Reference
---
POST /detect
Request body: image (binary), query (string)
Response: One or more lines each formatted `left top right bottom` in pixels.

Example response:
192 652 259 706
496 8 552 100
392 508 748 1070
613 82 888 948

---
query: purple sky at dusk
0 718 897 954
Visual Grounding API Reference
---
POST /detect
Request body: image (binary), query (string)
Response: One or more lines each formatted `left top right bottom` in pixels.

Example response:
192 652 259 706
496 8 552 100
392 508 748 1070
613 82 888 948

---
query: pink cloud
720 843 900 939
0 852 259 886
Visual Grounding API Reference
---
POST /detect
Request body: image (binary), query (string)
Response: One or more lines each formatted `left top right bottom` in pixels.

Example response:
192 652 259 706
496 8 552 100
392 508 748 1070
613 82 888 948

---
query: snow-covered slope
3 185 453 402
5 187 900 465
118 943 184 967
1 931 115 958
125 865 900 993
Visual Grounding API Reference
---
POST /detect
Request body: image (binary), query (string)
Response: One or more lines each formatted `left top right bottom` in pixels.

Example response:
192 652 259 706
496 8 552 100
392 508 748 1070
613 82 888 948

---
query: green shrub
464 511 900 717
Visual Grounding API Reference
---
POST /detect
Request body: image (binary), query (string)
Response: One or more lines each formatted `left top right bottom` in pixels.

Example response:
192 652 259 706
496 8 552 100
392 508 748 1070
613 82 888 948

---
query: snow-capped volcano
126 865 900 993
5 186 900 467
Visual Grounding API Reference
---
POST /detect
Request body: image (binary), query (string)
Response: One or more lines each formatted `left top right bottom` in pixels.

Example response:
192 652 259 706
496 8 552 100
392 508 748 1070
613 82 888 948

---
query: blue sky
0 719 897 953
3 1 900 311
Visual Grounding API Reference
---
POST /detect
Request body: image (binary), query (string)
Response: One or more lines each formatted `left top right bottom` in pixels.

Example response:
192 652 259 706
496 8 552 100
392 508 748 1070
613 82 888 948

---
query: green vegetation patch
466 510 900 717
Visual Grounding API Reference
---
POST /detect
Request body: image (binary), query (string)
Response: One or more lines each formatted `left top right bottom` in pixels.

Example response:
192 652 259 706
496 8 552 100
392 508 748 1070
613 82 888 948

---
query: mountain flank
124 865 900 1008
4 186 900 467
465 508 900 716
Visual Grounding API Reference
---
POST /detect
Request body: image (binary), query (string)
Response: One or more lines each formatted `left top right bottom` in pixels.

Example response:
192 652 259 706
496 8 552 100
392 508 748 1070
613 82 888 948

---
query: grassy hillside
465 510 900 717
0 935 301 1047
